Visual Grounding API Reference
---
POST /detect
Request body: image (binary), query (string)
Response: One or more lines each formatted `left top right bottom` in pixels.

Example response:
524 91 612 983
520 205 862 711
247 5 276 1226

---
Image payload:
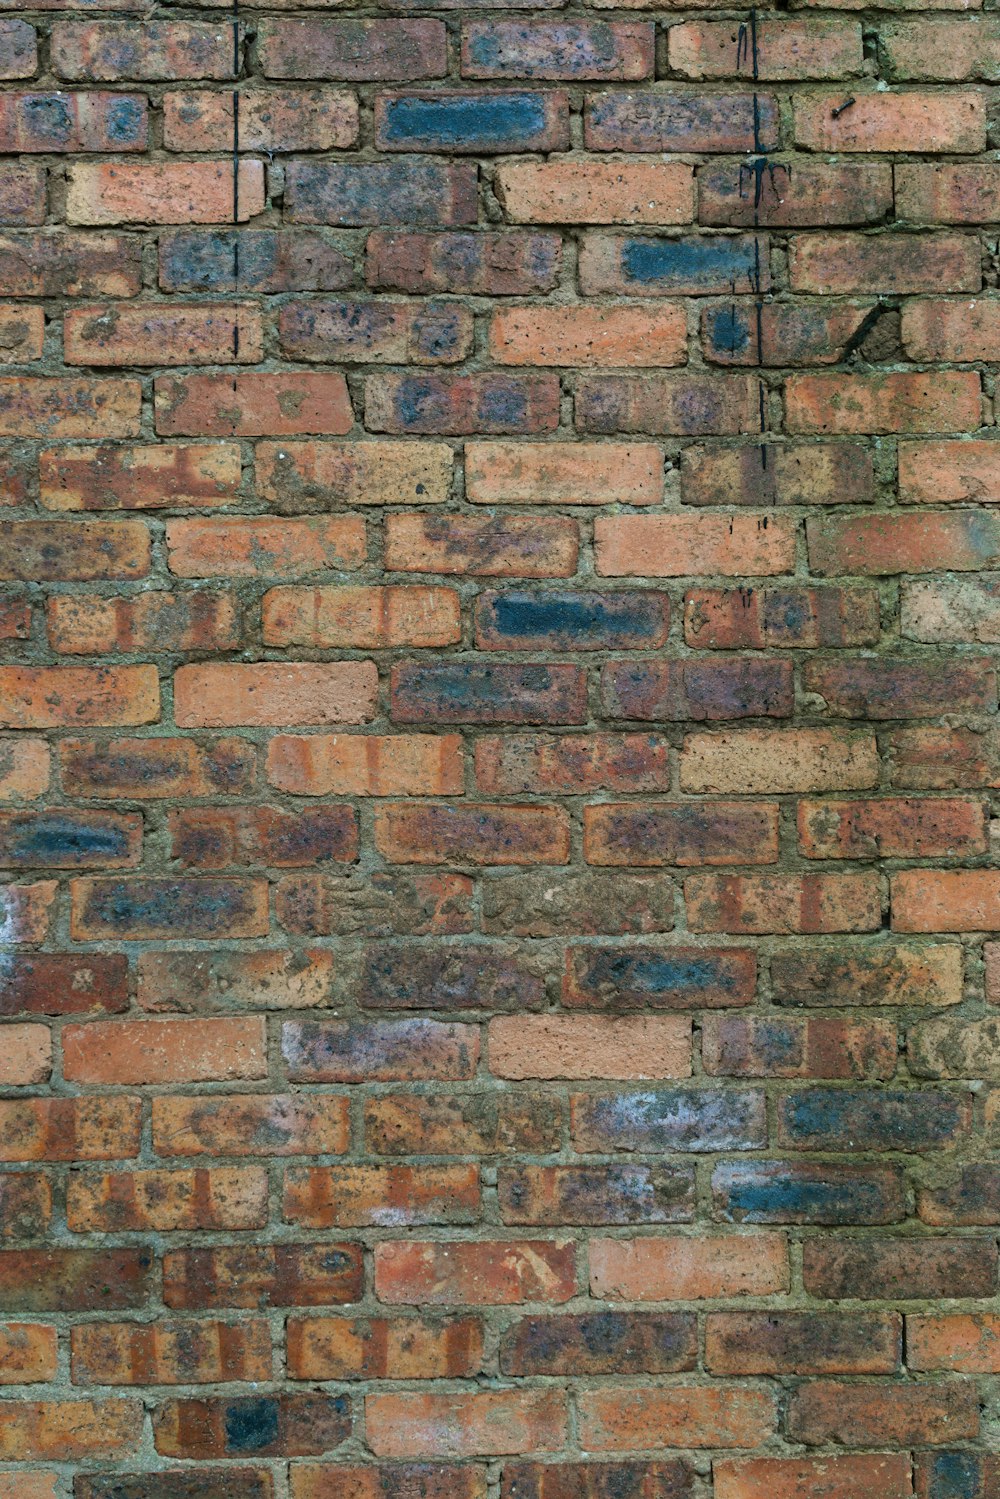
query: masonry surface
0 0 999 1493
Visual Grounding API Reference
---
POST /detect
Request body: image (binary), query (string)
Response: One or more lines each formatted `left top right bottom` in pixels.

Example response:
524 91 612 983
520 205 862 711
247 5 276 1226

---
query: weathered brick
563 944 756 1011
366 230 561 294
712 1161 906 1224
283 1018 480 1082
71 1320 271 1386
463 22 653 80
375 91 570 154
162 1244 363 1311
257 440 452 511
288 1316 483 1381
585 92 778 152
268 733 463 796
386 513 577 576
286 159 477 227
284 1164 480 1227
366 1091 559 1157
703 1015 896 1079
375 802 570 865
499 1312 695 1374
706 1310 901 1374
51 22 235 80
579 235 769 296
153 1394 351 1459
488 1015 690 1079
40 443 241 511
803 1237 998 1300
156 372 352 437
777 940 962 1013
681 440 874 507
375 1240 576 1305
367 372 559 435
786 371 982 434
260 19 447 80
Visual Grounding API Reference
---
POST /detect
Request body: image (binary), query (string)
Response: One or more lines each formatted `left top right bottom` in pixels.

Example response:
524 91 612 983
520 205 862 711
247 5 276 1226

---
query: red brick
268 734 463 797
152 1094 348 1156
260 18 446 80
488 1015 691 1080
65 303 263 366
703 1015 896 1079
798 796 987 858
163 89 359 153
0 1400 143 1460
0 1324 58 1384
490 304 686 367
899 440 1000 503
681 440 874 506
48 591 237 655
894 869 1000 932
670 18 862 78
0 1097 139 1160
0 1024 51 1085
897 162 1000 223
287 1316 484 1380
685 586 879 648
67 1166 269 1232
790 232 980 294
907 1313 1000 1372
786 1378 979 1445
698 161 891 228
0 666 159 729
375 802 570 865
0 740 48 809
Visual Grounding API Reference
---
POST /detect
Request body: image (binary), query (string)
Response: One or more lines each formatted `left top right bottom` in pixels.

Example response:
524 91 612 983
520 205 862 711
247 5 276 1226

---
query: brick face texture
2 0 1000 1492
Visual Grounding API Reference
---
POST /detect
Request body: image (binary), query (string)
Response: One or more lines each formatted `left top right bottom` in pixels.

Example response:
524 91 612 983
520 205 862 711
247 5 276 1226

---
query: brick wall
0 0 999 1493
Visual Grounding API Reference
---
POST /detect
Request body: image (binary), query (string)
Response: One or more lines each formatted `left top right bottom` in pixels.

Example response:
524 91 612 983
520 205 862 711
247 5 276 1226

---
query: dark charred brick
500 1312 697 1376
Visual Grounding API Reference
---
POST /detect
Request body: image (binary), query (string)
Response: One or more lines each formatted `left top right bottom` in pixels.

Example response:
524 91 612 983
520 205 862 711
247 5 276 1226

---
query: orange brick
577 1387 775 1451
595 515 797 576
62 1017 267 1085
263 585 460 647
0 1324 58 1384
465 441 663 506
167 516 366 577
487 1016 691 1080
0 1024 51 1085
174 662 378 727
66 161 265 224
589 1234 789 1300
366 1391 568 1458
489 305 687 367
267 733 463 796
